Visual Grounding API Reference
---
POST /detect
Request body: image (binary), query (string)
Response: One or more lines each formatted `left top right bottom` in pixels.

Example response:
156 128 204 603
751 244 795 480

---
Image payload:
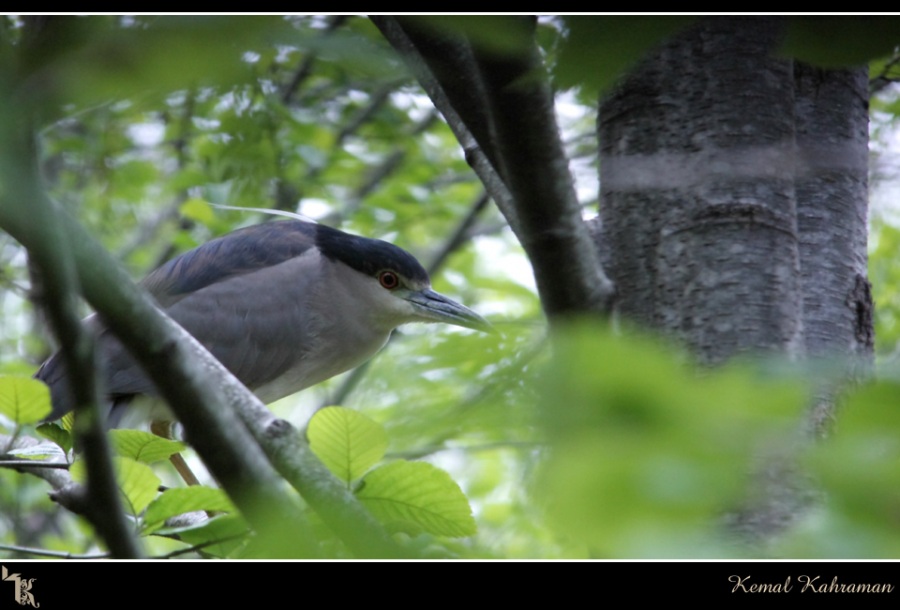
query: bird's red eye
378 271 400 290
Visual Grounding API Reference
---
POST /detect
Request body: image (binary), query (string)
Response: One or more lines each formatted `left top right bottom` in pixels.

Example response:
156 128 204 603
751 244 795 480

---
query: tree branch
471 18 614 318
373 15 615 321
370 17 518 227
0 92 143 556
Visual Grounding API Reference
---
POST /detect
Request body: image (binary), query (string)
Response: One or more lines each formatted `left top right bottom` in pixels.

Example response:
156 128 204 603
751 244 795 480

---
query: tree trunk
600 16 871 380
600 17 803 363
598 16 873 540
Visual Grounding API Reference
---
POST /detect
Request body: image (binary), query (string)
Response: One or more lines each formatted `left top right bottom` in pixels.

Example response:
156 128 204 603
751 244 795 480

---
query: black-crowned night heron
37 219 489 425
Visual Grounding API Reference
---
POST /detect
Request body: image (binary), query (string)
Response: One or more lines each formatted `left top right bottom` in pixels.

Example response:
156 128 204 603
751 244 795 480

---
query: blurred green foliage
870 220 900 356
0 15 900 559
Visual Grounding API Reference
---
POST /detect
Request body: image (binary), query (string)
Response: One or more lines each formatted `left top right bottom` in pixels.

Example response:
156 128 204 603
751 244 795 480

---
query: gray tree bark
598 16 872 540
600 16 871 381
600 17 804 364
793 62 873 434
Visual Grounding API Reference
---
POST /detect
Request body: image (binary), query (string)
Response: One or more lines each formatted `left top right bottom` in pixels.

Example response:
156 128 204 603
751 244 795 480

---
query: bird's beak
403 288 492 332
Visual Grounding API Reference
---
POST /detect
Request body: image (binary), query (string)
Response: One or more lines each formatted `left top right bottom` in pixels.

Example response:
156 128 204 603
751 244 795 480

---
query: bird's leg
150 420 202 487
150 420 223 525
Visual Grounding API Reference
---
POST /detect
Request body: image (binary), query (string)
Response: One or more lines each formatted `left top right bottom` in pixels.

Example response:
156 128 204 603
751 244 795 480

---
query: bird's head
314 223 491 333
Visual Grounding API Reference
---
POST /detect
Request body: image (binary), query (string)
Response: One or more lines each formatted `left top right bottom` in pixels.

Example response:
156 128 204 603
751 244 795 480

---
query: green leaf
33 17 294 113
60 412 75 432
555 16 695 98
0 376 52 424
307 406 388 484
36 422 73 456
157 514 249 558
5 443 66 462
113 458 162 516
71 457 161 516
143 486 235 534
401 16 535 56
357 460 476 538
109 429 186 464
781 16 900 67
179 197 215 225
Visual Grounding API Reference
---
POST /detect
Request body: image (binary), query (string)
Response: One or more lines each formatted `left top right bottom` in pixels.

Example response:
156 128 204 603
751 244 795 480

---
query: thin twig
0 543 108 560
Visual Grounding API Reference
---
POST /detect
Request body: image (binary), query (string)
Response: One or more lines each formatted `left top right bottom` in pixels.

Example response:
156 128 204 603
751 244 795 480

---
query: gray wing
38 220 323 420
152 252 324 399
142 220 319 307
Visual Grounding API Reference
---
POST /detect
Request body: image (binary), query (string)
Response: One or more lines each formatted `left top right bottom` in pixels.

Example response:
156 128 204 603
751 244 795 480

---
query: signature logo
1 566 39 608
